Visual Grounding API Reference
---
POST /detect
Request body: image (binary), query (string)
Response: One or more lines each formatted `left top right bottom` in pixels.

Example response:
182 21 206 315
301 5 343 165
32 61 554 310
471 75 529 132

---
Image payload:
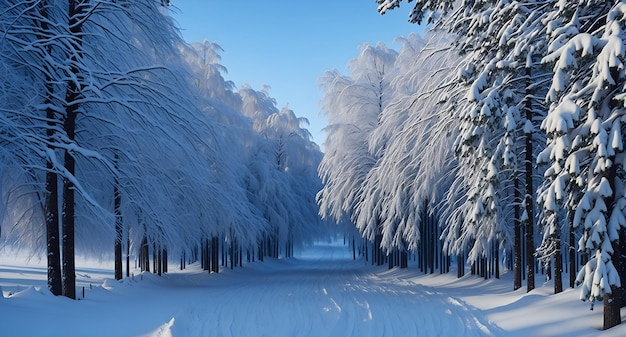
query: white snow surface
1 242 625 337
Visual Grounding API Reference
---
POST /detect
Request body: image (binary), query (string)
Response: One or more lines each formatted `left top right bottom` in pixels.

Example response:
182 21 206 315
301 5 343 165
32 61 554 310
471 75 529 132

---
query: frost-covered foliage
370 1 550 275
440 0 550 275
372 0 626 323
539 1 626 304
0 0 325 268
0 0 227 255
181 40 328 248
318 32 461 253
317 42 398 241
360 32 460 252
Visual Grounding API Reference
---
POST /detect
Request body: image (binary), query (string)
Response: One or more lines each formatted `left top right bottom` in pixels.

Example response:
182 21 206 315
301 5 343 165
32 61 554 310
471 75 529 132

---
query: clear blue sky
170 1 421 147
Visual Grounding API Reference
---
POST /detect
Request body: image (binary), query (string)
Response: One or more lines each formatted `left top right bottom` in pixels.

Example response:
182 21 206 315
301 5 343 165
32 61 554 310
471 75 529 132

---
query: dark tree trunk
569 221 576 288
400 250 408 269
202 237 209 271
61 0 90 301
212 236 219 273
525 66 535 293
239 245 243 267
38 0 63 297
153 243 158 275
514 175 522 290
363 239 369 262
45 163 62 295
230 239 234 270
554 234 563 294
495 240 500 279
62 88 77 300
604 286 622 330
375 234 384 266
162 247 168 274
139 235 149 272
114 155 122 280
619 226 626 307
61 135 76 299
222 238 226 266
126 226 130 277
429 211 435 274
602 146 621 329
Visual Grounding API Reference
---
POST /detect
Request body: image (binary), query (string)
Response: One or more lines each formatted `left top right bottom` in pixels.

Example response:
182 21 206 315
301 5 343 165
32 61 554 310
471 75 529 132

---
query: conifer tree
539 1 626 329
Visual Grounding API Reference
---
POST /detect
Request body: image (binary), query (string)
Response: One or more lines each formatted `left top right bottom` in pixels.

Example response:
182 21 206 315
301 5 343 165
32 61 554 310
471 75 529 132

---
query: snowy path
164 243 503 337
0 243 505 337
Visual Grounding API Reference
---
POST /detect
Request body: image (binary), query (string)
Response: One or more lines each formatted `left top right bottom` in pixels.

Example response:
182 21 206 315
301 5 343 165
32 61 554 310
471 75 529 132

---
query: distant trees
318 42 398 265
319 32 458 270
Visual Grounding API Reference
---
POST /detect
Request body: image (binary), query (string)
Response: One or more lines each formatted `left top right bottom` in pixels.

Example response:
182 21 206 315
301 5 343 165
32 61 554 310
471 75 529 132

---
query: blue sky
171 1 421 147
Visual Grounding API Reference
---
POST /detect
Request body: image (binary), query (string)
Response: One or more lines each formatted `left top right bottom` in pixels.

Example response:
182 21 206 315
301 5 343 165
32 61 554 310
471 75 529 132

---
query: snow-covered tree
539 1 626 329
377 0 554 292
0 0 240 295
354 32 456 261
318 42 397 241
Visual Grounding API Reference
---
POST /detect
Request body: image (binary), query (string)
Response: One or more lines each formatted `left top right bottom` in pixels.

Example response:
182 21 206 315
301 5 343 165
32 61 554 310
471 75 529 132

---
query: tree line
0 1 327 299
318 0 626 330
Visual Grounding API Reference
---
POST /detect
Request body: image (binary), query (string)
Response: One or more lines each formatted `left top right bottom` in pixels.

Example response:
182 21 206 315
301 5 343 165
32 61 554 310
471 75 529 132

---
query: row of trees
318 0 626 330
0 1 327 299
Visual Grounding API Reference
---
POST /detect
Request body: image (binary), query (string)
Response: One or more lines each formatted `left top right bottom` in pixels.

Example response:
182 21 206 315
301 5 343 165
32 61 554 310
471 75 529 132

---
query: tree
183 41 327 261
357 32 458 269
539 1 626 329
0 0 253 293
318 43 397 262
378 0 552 289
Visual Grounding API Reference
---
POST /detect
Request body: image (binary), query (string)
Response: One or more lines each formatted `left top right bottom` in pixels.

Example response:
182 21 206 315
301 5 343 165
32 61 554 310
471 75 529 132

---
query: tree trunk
61 0 90 301
139 235 149 272
114 155 122 280
554 232 563 294
202 237 209 271
62 87 78 300
495 240 500 279
602 145 621 328
569 221 576 288
525 66 535 293
514 175 522 290
61 134 76 299
162 247 168 274
604 286 622 330
613 224 626 308
230 239 235 270
126 226 130 277
39 0 63 297
45 163 62 295
363 239 369 262
211 236 219 273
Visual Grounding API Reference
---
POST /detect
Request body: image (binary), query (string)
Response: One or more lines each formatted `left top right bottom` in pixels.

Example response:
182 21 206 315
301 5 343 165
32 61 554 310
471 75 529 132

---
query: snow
1 242 625 337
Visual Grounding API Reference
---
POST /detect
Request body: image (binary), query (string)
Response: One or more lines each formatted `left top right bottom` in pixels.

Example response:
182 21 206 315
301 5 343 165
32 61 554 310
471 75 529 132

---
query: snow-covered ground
1 242 625 337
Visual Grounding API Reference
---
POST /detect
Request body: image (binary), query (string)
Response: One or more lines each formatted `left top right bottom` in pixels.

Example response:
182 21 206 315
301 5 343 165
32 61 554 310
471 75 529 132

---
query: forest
318 0 626 330
0 0 326 302
1 0 626 333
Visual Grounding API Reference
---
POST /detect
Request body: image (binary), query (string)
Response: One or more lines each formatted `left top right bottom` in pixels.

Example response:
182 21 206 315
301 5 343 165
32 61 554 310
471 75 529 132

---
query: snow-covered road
3 241 625 337
1 243 505 337
164 243 504 337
